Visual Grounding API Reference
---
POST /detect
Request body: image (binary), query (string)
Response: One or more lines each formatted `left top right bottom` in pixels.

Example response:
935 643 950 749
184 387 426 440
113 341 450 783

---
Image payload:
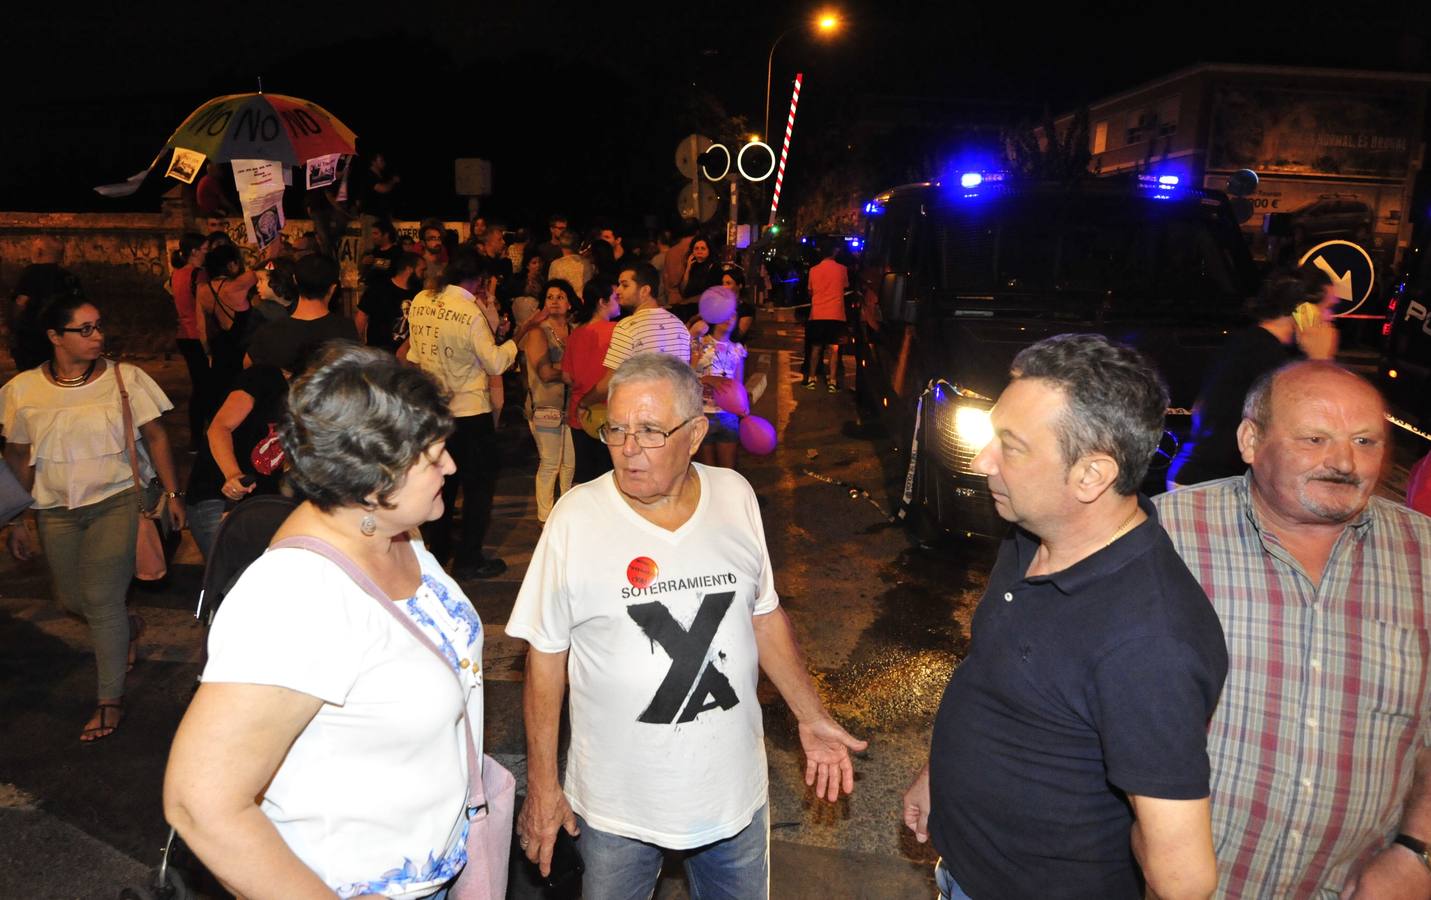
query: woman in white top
521 279 576 522
165 344 486 900
1 295 186 741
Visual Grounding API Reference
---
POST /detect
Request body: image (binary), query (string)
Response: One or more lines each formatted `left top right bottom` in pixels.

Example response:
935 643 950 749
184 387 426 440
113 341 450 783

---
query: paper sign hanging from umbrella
232 159 286 250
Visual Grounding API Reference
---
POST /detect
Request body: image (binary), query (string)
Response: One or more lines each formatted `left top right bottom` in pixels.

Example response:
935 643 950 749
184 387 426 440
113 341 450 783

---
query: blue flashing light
863 199 885 216
1137 172 1185 200
959 172 984 189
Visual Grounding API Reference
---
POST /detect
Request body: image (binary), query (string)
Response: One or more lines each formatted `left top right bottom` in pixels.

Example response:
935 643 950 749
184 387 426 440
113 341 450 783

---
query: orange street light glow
817 12 841 31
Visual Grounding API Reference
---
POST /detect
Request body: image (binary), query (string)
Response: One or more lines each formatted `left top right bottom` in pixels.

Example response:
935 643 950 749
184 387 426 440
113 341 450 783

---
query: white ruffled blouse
0 361 173 510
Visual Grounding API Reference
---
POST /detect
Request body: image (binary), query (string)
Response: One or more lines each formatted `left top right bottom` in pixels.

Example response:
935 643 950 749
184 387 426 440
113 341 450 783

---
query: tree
1004 106 1095 182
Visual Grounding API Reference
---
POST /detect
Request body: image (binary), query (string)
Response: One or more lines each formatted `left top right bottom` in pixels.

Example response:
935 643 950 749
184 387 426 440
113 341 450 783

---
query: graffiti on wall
118 238 168 281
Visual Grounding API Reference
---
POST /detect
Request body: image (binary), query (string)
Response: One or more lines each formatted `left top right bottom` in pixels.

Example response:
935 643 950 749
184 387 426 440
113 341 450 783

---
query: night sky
4 1 1426 230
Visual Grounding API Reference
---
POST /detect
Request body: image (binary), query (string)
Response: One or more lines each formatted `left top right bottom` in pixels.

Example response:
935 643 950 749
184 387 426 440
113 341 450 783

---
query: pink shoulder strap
269 535 486 805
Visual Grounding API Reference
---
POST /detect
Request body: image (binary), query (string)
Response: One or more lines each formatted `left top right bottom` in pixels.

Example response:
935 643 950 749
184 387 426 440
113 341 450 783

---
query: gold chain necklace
1103 506 1141 549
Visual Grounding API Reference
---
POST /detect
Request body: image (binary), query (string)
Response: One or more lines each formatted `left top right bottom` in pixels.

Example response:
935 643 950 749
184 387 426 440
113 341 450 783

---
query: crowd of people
3 205 1431 899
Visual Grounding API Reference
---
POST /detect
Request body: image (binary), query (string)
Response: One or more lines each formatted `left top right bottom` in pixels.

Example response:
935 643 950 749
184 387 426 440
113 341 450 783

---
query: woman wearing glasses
0 295 186 741
166 345 490 899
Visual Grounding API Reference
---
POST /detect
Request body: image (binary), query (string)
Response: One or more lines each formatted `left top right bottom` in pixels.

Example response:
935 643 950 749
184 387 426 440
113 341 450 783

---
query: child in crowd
690 287 747 470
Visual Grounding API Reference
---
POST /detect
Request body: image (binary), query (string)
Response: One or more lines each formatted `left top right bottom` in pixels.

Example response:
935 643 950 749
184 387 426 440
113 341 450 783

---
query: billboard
1208 87 1417 180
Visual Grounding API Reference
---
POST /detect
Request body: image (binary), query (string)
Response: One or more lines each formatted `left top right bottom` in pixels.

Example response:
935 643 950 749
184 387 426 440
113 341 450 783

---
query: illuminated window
1091 121 1108 155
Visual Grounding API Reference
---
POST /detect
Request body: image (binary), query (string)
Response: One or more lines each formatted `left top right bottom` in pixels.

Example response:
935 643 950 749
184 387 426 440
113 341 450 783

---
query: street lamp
764 10 842 142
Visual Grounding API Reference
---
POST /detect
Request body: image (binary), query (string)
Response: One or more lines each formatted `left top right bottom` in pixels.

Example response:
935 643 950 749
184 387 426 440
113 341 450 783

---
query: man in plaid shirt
1156 361 1431 898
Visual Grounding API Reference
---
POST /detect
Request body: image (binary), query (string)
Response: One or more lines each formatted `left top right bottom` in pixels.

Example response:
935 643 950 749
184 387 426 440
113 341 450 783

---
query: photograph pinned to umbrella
165 147 205 184
249 204 284 251
306 153 341 190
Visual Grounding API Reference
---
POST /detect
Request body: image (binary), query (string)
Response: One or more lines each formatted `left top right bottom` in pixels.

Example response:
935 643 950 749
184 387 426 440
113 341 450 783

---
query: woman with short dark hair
165 343 494 899
196 242 256 401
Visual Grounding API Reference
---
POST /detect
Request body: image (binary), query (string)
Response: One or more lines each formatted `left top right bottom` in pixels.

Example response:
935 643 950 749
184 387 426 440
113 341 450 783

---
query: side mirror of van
880 272 918 323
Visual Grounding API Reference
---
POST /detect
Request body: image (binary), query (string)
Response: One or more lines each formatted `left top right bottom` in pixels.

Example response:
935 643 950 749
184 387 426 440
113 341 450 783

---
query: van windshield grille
929 195 1248 319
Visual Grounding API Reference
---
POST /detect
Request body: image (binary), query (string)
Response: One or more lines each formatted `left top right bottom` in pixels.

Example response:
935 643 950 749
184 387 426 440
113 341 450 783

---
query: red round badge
627 556 659 589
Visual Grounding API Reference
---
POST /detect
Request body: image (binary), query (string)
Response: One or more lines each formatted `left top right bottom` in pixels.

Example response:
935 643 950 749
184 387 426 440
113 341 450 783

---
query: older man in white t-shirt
508 353 865 899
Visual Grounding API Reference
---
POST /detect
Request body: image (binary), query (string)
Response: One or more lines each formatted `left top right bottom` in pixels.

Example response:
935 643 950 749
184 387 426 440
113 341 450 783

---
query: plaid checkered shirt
1154 475 1431 899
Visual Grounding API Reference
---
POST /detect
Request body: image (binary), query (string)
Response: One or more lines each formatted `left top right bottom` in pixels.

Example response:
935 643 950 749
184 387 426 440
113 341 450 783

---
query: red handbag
113 362 168 581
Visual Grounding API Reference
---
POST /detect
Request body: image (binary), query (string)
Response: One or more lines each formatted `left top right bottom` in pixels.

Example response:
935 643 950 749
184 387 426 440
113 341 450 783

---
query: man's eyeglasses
60 323 103 337
599 416 699 448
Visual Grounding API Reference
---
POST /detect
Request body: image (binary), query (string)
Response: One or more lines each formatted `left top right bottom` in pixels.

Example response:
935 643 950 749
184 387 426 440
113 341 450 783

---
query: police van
1380 241 1431 433
854 172 1260 538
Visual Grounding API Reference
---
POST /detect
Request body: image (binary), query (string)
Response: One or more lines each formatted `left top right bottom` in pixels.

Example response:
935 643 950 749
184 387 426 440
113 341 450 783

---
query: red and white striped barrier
768 72 803 226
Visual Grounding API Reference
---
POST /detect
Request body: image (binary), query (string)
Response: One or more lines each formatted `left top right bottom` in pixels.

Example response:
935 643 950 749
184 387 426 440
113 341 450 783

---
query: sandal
127 613 145 672
80 701 123 743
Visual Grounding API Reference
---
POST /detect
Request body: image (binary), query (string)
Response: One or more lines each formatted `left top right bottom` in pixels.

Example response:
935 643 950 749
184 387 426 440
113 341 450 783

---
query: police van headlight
952 406 994 452
927 383 994 476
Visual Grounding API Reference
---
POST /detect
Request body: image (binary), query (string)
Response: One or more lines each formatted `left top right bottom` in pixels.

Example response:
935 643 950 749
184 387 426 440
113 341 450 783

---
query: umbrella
152 92 357 169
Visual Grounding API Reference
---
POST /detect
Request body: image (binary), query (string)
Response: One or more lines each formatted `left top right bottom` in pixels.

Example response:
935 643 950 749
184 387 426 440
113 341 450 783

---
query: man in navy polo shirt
902 334 1228 900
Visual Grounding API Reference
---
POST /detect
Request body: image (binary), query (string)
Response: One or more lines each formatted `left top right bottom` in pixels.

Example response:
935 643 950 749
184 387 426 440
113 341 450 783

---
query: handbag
270 535 515 900
114 362 170 581
531 406 564 430
0 462 34 527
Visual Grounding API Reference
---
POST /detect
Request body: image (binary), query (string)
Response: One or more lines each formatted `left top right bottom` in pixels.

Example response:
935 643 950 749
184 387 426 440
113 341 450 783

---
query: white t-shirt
602 306 691 371
203 538 483 899
506 464 778 848
0 361 172 509
407 284 517 417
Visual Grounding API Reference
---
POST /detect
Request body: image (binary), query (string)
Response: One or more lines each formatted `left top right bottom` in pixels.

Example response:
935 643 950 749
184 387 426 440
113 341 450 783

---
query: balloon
739 415 778 455
579 403 607 441
698 286 739 325
706 376 750 417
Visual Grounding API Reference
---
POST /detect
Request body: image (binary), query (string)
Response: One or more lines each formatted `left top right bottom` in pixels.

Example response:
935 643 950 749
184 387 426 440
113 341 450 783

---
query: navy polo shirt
928 496 1227 900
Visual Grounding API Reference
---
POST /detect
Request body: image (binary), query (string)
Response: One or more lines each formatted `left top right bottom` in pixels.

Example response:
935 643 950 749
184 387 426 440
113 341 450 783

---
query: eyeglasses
61 323 103 337
599 415 699 448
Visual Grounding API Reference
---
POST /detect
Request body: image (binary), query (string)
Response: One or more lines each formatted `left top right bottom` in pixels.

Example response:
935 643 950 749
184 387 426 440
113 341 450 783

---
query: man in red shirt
802 244 849 391
1409 451 1431 516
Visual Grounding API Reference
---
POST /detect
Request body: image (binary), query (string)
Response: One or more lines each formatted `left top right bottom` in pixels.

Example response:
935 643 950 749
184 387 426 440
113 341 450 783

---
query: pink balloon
738 415 778 455
708 376 750 417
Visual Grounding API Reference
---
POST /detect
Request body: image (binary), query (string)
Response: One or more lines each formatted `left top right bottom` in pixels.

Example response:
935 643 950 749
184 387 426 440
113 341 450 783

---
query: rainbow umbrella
153 92 357 168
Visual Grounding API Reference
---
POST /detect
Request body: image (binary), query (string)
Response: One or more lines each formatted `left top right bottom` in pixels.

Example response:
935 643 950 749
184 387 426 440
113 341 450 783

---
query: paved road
0 321 971 899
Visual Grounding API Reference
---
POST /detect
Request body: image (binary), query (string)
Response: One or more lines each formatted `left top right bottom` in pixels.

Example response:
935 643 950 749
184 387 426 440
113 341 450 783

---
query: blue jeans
188 498 225 563
935 859 974 900
577 802 769 900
